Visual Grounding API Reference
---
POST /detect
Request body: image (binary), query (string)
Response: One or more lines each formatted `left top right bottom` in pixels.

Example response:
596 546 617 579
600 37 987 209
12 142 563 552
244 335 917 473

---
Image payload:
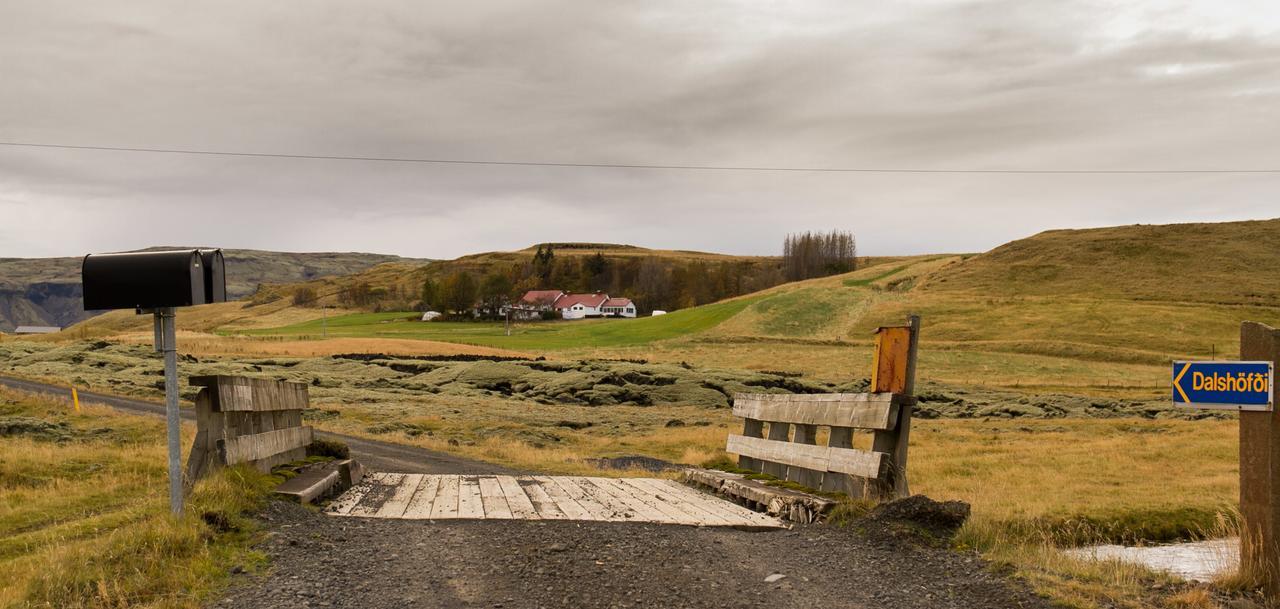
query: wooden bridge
328 473 783 529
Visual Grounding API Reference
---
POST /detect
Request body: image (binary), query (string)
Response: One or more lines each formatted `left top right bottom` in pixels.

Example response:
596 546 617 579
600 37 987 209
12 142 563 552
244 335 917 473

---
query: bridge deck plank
327 474 784 528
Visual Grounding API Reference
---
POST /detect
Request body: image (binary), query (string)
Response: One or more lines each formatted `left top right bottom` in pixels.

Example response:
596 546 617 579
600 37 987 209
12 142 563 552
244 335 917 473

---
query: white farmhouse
515 290 639 320
555 293 609 319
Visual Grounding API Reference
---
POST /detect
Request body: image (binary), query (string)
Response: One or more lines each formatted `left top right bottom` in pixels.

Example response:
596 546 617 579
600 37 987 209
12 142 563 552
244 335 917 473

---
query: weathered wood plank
738 418 764 471
726 434 886 479
788 423 823 489
457 475 485 518
327 474 786 527
495 475 539 519
732 393 903 430
191 375 310 412
519 478 567 519
479 476 513 519
761 422 791 478
542 476 606 521
219 426 313 465
327 483 371 515
585 478 677 524
658 479 785 527
559 477 634 521
618 478 725 525
373 474 423 518
647 479 741 524
349 473 404 516
430 475 461 518
401 475 442 518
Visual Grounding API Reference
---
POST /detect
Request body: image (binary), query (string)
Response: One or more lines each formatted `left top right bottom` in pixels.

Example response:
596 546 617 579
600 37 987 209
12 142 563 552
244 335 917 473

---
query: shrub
306 438 350 459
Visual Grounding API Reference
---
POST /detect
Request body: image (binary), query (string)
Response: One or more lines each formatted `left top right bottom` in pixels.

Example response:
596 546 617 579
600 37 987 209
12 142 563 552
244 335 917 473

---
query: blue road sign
1173 361 1274 411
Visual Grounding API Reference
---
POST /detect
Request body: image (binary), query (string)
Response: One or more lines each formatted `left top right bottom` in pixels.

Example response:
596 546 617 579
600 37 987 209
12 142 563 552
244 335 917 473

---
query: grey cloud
0 0 1278 259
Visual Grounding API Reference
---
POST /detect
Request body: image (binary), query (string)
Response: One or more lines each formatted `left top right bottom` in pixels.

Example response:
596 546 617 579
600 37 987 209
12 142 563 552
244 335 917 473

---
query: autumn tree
420 277 439 311
337 282 373 307
439 272 478 316
292 286 316 307
476 271 514 318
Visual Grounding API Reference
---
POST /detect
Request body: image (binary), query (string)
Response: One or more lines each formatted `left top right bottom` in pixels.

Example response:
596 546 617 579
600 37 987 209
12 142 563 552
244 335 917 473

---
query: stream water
1066 538 1237 582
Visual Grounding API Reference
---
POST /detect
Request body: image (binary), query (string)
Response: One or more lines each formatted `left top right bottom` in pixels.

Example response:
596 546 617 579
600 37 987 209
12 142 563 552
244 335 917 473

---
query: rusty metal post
870 315 920 497
1241 321 1280 590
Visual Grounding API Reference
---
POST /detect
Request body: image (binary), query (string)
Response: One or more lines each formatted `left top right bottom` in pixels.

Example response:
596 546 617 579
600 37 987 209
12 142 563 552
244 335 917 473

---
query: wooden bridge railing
725 315 920 500
185 375 314 482
728 392 914 499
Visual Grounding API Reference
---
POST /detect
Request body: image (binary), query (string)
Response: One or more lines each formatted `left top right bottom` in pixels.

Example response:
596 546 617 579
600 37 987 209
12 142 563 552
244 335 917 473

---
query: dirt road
3 375 1049 608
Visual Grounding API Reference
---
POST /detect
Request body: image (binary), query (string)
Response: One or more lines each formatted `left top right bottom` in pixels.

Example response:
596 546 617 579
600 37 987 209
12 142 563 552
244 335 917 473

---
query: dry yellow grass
0 388 274 609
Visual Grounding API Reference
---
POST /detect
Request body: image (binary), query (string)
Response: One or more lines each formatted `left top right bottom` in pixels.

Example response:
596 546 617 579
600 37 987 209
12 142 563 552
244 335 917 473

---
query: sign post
1238 322 1280 591
1173 324 1278 589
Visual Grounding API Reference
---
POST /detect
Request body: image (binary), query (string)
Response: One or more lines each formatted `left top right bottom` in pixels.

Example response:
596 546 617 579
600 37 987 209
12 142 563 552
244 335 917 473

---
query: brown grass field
0 387 275 609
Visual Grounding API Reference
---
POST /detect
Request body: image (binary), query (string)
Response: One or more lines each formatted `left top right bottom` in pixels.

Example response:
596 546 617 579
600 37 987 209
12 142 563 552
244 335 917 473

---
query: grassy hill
44 219 1280 397
922 219 1280 305
0 248 423 332
224 219 1280 397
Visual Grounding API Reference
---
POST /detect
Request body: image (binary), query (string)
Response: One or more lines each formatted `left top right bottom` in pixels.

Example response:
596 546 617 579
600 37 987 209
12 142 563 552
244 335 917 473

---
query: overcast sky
1 1 1278 259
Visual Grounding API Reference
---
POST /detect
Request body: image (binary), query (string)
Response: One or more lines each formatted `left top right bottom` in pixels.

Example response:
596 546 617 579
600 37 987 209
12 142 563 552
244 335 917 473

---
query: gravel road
214 501 1050 609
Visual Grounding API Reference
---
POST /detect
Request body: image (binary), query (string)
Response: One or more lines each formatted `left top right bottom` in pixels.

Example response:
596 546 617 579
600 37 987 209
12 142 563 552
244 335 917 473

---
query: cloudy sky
1 1 1278 259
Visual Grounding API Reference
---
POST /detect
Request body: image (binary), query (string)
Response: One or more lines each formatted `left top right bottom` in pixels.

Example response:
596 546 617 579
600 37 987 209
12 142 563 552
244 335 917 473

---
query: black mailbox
82 249 222 311
199 249 227 304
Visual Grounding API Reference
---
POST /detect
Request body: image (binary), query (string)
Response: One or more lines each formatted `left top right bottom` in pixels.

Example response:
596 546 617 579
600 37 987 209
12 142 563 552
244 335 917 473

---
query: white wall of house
561 303 602 319
601 305 636 318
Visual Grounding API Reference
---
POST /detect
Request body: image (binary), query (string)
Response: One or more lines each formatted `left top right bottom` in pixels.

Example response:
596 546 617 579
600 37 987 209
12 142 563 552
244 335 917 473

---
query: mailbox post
82 249 226 514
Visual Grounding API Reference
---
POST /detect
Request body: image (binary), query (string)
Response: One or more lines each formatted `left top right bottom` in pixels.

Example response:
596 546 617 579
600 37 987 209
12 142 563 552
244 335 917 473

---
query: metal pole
322 305 328 339
157 307 183 514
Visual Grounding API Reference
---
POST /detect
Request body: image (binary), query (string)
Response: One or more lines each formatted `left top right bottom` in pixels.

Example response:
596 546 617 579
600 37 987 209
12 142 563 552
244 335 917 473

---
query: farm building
601 297 637 318
516 290 637 320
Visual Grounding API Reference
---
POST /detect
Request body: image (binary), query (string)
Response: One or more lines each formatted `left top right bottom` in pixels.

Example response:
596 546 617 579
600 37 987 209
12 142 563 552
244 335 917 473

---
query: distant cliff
0 248 425 332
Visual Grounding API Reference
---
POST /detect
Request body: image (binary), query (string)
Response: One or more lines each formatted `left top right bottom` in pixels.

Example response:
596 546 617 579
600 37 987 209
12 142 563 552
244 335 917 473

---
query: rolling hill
0 248 424 332
921 219 1280 305
36 219 1280 397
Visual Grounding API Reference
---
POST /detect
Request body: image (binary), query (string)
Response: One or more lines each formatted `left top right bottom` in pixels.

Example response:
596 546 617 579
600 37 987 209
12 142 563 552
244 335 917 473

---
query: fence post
1240 321 1280 591
869 315 919 498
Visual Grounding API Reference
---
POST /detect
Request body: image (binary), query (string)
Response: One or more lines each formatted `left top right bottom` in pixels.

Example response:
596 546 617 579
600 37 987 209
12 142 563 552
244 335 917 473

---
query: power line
1 140 1277 174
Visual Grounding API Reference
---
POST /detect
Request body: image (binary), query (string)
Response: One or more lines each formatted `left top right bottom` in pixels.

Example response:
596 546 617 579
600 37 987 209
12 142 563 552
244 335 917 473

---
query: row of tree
782 230 857 281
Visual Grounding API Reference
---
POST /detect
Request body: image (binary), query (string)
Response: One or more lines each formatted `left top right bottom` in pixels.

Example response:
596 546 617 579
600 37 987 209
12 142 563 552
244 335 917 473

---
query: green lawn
238 296 762 350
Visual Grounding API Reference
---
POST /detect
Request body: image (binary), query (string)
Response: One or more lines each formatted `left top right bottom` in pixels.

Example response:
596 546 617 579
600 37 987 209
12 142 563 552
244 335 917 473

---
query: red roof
519 290 564 306
603 298 633 308
554 293 609 309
